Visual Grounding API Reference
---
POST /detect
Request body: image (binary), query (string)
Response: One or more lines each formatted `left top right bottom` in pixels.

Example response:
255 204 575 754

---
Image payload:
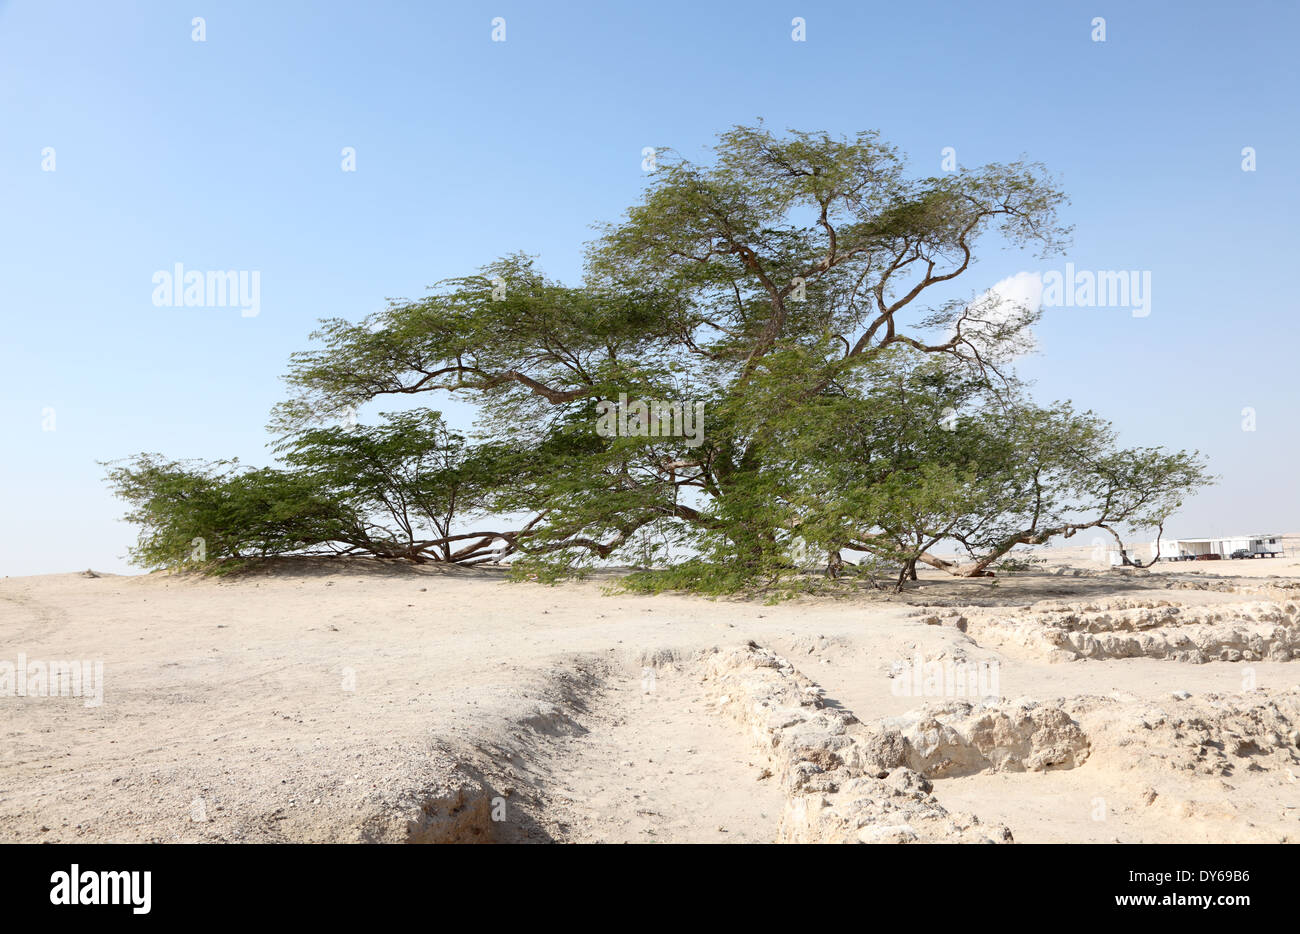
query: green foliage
619 559 779 598
102 455 346 571
280 410 478 560
108 125 1211 588
105 411 497 570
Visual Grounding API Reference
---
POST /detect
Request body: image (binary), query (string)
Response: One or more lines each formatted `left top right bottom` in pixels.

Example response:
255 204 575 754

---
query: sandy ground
2 537 1298 843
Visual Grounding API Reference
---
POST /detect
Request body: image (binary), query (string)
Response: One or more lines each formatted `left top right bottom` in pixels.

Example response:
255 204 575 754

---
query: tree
280 410 495 563
103 455 347 569
751 347 1210 586
105 411 515 569
111 125 1210 588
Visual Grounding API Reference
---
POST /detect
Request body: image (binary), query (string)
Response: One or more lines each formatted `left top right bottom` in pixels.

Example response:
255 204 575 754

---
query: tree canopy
107 125 1210 590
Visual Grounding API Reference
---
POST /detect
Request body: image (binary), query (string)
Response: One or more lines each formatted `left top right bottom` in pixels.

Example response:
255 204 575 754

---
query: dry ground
2 538 1298 843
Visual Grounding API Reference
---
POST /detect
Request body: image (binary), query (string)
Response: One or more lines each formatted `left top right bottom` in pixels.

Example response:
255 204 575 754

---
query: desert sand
2 538 1299 843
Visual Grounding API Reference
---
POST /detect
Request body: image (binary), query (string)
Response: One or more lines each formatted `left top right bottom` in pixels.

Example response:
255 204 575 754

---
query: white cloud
953 271 1043 358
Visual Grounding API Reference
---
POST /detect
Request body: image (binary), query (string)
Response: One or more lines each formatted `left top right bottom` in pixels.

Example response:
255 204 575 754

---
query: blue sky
2 0 1296 575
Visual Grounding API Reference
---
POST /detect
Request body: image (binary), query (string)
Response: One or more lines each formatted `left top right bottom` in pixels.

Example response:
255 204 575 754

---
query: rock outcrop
959 599 1300 663
702 641 1089 842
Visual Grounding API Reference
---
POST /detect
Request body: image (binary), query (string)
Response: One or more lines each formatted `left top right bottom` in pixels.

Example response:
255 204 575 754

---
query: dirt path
532 659 784 843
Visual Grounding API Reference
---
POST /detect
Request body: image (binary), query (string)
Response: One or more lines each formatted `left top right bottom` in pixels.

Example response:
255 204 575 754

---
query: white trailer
1150 535 1283 561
